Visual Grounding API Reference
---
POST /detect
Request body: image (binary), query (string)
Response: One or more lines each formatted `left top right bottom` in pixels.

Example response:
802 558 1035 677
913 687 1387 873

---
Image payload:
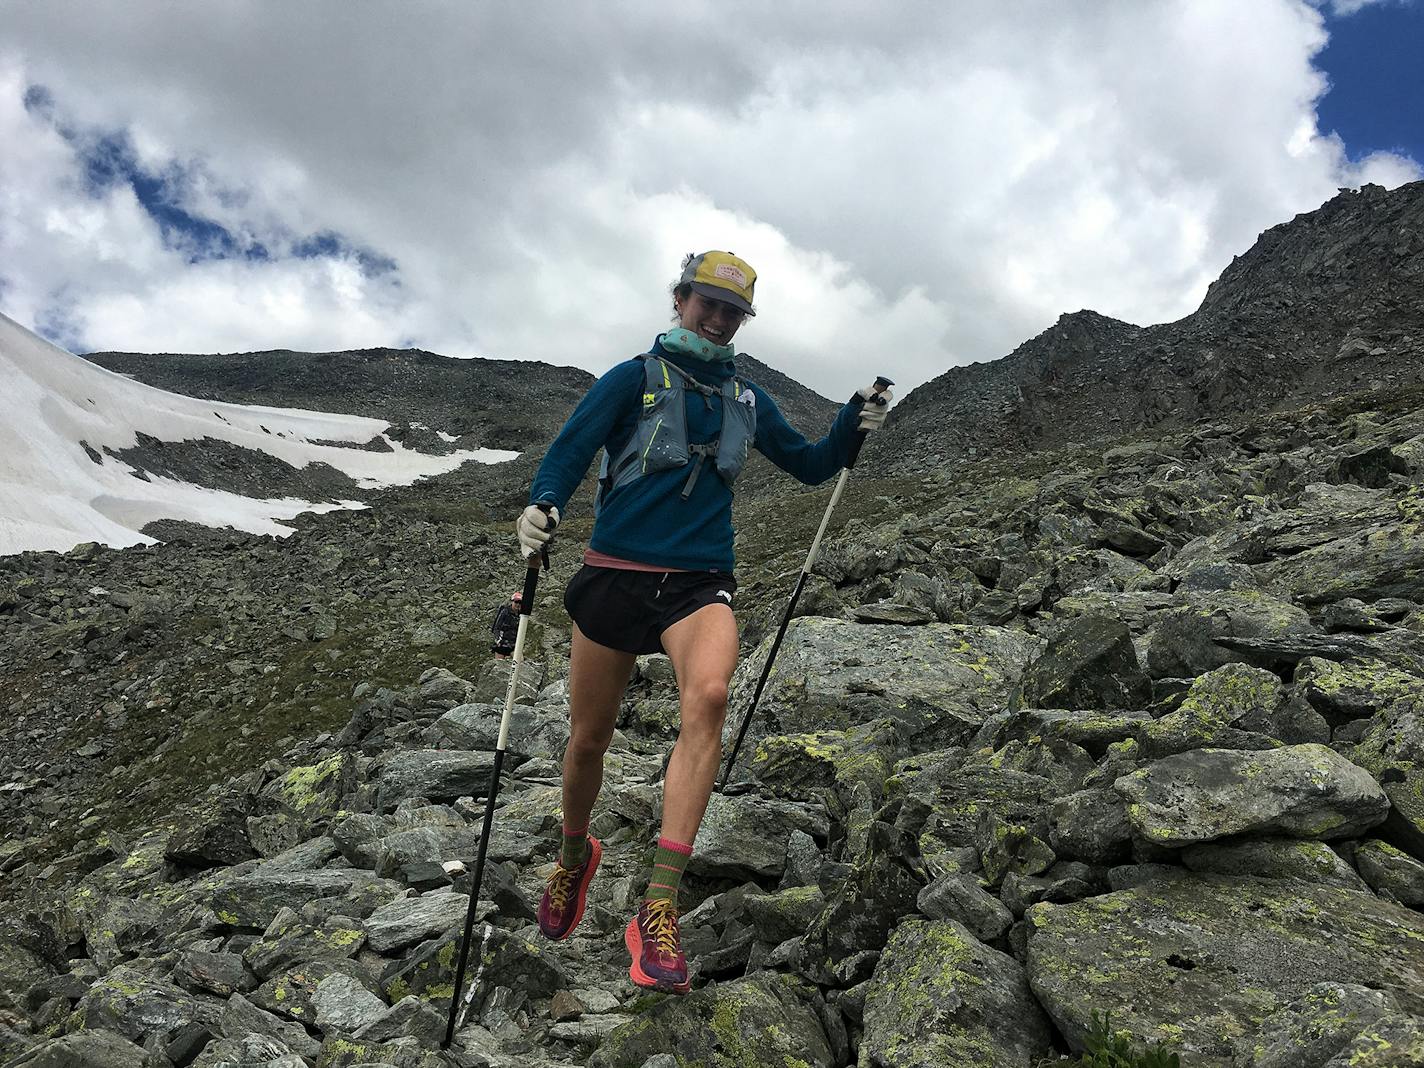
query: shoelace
642 898 681 956
546 864 577 912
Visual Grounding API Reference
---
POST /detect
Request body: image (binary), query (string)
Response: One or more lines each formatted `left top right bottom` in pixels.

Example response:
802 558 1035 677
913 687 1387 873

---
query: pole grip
845 376 893 471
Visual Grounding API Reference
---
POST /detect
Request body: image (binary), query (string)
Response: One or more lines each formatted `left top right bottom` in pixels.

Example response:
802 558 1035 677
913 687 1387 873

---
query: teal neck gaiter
661 328 735 364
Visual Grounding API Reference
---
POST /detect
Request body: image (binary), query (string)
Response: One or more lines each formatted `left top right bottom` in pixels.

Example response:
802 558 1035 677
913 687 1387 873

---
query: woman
515 250 890 994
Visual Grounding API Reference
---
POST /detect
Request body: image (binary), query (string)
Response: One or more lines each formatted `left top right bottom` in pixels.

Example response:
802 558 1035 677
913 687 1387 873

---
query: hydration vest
596 354 758 512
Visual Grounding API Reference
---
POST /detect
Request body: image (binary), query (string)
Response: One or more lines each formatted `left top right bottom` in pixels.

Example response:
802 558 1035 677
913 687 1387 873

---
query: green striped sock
560 824 589 869
645 837 693 905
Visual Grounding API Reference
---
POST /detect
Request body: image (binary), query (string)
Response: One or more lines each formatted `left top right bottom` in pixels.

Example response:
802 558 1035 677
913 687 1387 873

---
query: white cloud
1 1 1419 402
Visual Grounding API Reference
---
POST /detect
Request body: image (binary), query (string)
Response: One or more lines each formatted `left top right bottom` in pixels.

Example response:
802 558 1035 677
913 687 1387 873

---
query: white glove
516 504 559 558
856 383 893 431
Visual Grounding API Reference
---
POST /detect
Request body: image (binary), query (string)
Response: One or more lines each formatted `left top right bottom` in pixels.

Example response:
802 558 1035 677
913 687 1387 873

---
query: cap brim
690 282 755 316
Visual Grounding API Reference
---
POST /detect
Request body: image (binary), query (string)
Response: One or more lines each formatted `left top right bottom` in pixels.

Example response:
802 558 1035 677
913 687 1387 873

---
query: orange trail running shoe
625 897 690 994
537 835 602 940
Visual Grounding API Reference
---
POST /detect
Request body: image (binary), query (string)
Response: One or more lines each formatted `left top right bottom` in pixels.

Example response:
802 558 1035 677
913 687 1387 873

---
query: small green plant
1071 1012 1181 1068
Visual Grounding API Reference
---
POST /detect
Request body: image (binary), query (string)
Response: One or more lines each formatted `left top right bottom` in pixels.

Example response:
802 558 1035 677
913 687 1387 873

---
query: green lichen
279 754 343 813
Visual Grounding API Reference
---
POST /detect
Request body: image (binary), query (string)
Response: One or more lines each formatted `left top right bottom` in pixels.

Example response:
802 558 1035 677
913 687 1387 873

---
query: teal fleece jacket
529 336 861 572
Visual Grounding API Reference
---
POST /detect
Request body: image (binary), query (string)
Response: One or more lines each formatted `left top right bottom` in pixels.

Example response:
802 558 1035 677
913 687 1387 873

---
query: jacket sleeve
529 360 645 511
751 384 862 486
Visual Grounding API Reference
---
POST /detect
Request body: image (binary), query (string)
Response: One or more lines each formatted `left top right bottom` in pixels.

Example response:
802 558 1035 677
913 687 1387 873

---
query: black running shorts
563 565 736 655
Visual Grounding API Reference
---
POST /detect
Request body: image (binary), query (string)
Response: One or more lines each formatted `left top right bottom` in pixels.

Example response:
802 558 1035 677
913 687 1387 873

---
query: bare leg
562 624 637 834
658 604 739 845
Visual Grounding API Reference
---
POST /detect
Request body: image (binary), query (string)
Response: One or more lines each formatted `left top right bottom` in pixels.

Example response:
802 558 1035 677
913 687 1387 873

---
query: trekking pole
443 509 555 1048
718 377 893 789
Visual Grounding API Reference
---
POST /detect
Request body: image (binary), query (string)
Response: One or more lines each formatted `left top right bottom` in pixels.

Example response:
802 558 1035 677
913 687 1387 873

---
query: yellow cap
680 251 756 316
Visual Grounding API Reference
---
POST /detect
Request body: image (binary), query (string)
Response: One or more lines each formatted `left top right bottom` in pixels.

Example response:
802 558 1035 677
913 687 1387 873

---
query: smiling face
675 290 747 346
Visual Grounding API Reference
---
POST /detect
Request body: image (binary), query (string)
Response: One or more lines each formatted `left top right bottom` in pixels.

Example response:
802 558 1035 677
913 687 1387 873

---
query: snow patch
0 312 518 555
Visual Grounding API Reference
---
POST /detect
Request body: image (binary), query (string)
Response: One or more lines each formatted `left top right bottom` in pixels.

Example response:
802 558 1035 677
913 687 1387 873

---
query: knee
682 679 729 733
567 721 614 758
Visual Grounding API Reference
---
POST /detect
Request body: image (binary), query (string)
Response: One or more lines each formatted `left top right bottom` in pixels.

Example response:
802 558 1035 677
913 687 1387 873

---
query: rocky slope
2 364 1422 1066
3 184 1424 1066
882 180 1424 470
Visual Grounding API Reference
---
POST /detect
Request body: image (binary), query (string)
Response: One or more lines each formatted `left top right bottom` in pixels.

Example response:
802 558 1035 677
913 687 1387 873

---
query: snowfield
0 312 517 555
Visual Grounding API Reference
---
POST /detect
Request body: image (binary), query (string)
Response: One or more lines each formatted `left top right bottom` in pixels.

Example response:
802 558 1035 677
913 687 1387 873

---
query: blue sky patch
25 82 399 275
1316 2 1424 166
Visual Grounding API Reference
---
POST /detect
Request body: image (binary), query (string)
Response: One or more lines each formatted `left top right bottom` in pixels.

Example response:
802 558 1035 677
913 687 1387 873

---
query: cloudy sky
2 1 1420 400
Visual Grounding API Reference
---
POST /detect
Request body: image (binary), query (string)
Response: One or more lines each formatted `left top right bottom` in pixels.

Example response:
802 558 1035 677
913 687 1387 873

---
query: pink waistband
582 549 688 573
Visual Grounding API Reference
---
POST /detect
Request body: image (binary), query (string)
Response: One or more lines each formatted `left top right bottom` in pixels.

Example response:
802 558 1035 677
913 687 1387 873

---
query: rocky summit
2 184 1424 1067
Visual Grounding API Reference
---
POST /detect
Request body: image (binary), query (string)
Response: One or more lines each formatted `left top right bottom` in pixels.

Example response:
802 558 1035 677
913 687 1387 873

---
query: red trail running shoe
537 835 602 940
625 897 691 994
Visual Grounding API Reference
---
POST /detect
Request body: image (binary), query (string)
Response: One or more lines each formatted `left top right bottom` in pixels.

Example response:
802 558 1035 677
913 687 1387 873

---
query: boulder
1116 744 1389 846
68 965 213 1048
727 618 1042 750
312 973 388 1035
860 918 1053 1067
1180 838 1367 890
588 973 833 1068
7 1031 154 1068
428 702 569 760
690 793 829 881
370 750 502 811
1145 591 1314 679
1354 839 1424 906
363 891 469 954
916 873 1014 942
1014 615 1151 711
1027 876 1424 1067
1245 981 1395 1068
208 868 403 928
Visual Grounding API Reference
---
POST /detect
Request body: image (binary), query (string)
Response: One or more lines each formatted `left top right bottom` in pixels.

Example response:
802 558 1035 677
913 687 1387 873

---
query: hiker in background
514 250 891 994
490 592 521 659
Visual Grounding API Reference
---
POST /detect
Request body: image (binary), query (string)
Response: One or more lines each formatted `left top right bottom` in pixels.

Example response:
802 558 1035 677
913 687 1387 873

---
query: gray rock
372 826 483 880
916 872 1014 941
589 973 833 1068
1014 614 1151 711
1106 863 1192 890
371 750 501 811
428 702 569 760
976 810 1055 886
470 657 545 706
690 793 829 880
861 918 1053 1067
1245 982 1395 1068
1318 1013 1424 1065
727 618 1042 750
1115 744 1389 847
174 949 254 997
1026 875 1424 1067
1355 839 1424 906
1138 662 1288 758
243 916 365 980
219 991 322 1059
193 1033 306 1067
209 867 404 927
1181 838 1367 890
1145 592 1314 679
70 965 212 1047
381 927 564 1006
1296 657 1423 723
742 885 826 945
352 995 445 1044
312 972 388 1035
363 891 468 954
7 1031 153 1068
1049 787 1133 865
